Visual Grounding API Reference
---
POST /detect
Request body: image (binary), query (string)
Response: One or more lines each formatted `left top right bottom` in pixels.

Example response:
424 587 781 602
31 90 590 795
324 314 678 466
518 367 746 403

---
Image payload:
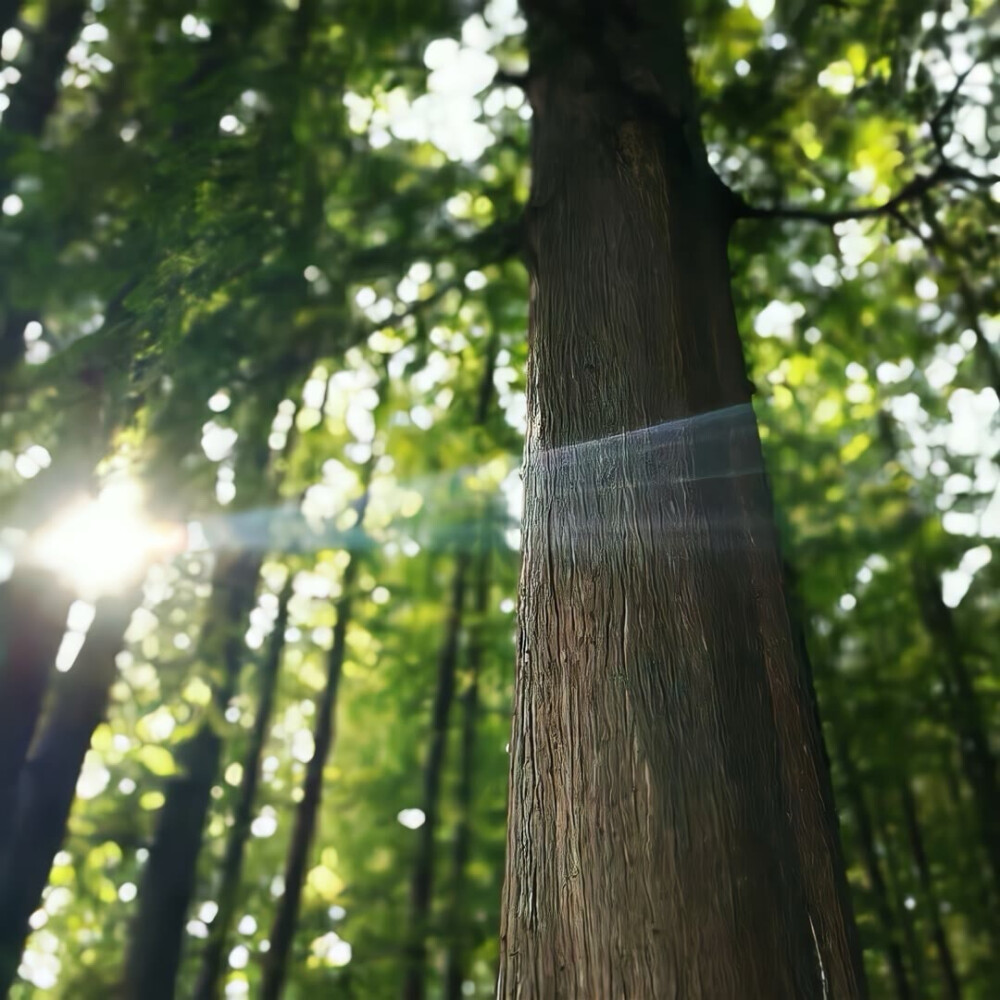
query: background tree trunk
0 590 135 994
498 2 865 996
401 556 468 1000
193 580 292 1000
261 497 368 1000
900 783 962 1000
834 736 912 1000
911 560 1000 900
123 552 261 1000
0 569 72 864
443 547 490 1000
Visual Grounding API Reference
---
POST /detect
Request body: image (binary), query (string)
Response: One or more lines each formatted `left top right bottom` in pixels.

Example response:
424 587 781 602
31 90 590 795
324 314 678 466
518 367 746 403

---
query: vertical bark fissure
899 784 962 1000
260 482 371 1000
123 551 262 1000
498 2 865 996
192 580 293 1000
0 591 135 994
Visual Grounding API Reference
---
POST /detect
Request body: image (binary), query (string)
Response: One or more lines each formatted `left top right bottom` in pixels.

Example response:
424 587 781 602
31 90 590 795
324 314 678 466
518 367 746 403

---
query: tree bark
899 784 961 1000
401 555 469 1000
123 552 262 1000
498 3 865 996
260 490 369 1000
192 580 292 1000
0 590 135 995
443 549 490 1000
834 737 912 1000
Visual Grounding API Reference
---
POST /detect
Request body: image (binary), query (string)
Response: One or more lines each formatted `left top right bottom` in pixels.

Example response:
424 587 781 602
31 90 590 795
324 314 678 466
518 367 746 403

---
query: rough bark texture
0 591 134 995
900 784 961 1000
401 556 468 1000
260 512 367 1000
498 2 865 997
123 552 261 1000
193 581 292 1000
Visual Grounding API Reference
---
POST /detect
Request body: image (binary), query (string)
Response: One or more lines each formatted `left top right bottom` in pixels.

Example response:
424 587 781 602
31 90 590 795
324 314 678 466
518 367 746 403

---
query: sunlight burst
28 481 184 597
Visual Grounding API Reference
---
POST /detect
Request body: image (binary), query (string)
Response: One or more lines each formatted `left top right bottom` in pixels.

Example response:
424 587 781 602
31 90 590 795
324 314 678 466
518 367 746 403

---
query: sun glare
28 481 185 597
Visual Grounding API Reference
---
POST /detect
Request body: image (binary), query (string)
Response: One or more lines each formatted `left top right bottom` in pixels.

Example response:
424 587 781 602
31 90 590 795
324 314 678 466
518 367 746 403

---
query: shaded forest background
0 0 997 997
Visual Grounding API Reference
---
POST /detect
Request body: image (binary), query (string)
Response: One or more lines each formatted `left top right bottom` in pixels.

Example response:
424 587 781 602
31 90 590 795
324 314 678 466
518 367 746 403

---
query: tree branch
732 63 996 227
732 160 994 226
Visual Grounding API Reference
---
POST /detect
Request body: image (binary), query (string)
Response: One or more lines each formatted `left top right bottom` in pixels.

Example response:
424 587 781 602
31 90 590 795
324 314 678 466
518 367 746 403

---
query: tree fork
498 2 865 996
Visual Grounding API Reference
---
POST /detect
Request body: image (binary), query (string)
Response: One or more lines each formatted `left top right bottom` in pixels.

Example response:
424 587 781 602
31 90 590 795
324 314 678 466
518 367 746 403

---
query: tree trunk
260 492 369 1000
874 803 927 998
443 549 490 1000
0 590 135 995
498 3 865 996
401 556 469 1000
0 568 72 865
899 784 961 1000
834 738 912 1000
123 551 262 1000
192 580 293 1000
912 561 1000 901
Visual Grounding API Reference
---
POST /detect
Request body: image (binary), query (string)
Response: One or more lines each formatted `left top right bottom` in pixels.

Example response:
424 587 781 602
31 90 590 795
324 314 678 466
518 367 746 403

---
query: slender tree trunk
404 284 497 1000
401 556 469 1000
192 580 292 1000
260 490 370 1000
912 562 1000 900
0 568 72 863
0 590 135 994
899 784 961 1000
123 552 262 1000
875 803 927 998
443 549 490 1000
834 738 912 1000
498 3 865 996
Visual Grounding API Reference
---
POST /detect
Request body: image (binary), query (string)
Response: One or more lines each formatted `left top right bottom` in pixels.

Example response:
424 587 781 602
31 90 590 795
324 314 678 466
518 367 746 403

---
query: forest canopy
0 0 997 997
